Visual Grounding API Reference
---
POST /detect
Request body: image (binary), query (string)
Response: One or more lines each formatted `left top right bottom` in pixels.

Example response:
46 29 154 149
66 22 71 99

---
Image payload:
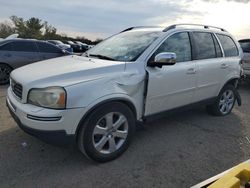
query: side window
0 42 13 51
153 32 191 63
193 32 216 60
12 41 38 52
212 35 222 57
37 42 62 53
217 34 238 57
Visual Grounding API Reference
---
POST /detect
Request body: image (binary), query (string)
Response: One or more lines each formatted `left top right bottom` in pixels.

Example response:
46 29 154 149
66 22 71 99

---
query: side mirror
148 52 176 68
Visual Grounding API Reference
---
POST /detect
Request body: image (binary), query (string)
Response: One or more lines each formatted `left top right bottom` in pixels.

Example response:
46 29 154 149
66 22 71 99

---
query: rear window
239 41 250 53
193 32 216 60
12 41 38 52
217 34 238 57
37 42 62 53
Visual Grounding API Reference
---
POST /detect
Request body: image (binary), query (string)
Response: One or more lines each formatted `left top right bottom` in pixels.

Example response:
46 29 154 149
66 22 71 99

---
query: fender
74 94 139 136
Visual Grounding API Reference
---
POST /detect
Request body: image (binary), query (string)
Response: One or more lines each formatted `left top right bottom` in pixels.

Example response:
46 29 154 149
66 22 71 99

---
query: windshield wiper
88 54 115 61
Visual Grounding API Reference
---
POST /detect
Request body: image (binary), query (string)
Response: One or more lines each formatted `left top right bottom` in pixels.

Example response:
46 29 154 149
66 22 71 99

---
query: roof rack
163 24 227 32
120 26 162 33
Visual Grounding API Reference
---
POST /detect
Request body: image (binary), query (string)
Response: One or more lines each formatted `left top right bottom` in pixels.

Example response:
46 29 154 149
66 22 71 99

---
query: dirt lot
0 83 250 188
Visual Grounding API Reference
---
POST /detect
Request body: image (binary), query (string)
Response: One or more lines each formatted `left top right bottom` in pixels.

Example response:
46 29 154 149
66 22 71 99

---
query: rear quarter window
217 34 238 57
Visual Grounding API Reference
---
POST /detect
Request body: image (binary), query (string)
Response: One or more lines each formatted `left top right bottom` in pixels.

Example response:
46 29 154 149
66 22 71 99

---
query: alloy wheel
92 112 129 154
219 89 235 114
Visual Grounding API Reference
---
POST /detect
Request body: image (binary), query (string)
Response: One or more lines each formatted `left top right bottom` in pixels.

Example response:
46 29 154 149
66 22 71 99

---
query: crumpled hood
11 55 126 88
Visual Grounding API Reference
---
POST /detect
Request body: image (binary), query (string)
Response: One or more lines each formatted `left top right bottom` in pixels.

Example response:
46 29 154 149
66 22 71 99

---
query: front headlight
28 87 66 109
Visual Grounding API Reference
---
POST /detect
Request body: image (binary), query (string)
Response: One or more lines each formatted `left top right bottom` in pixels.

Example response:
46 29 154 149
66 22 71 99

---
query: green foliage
0 21 15 38
43 21 58 40
0 15 101 44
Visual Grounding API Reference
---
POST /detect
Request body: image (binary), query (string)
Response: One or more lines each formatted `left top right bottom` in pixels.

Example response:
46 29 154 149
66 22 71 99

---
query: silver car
0 39 69 84
47 40 73 52
239 39 250 80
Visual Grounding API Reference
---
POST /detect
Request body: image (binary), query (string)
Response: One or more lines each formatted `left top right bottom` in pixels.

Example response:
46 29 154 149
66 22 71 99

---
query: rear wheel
207 85 236 116
77 102 135 162
0 63 12 85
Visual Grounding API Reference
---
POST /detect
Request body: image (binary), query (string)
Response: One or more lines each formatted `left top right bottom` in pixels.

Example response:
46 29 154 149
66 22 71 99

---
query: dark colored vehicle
239 39 250 80
64 41 82 53
0 39 69 85
74 41 89 52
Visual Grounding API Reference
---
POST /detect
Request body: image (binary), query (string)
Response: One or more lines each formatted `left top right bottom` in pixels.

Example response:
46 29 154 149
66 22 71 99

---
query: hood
11 55 125 88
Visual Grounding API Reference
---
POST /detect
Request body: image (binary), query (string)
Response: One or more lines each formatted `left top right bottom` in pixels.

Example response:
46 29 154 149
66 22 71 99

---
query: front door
145 32 197 116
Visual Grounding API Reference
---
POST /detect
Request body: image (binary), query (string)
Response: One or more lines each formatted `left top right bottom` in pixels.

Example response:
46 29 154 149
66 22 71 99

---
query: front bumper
7 104 75 145
6 87 85 145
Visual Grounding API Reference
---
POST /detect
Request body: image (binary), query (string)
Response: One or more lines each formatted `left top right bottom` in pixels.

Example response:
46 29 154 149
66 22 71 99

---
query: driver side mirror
148 52 177 68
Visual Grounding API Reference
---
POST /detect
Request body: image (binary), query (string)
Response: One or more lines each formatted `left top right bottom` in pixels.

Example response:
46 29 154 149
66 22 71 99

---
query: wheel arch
75 97 137 140
222 77 239 89
0 62 13 70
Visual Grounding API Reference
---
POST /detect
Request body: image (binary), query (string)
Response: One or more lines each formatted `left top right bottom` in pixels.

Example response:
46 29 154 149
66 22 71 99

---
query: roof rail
163 24 227 32
120 26 162 33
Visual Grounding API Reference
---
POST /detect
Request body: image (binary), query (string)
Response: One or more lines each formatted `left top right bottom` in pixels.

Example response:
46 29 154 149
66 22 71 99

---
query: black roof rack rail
163 24 227 32
120 26 162 33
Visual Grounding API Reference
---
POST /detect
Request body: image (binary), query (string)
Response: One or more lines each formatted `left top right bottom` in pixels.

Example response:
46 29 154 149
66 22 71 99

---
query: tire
77 102 136 162
206 84 236 116
0 63 12 85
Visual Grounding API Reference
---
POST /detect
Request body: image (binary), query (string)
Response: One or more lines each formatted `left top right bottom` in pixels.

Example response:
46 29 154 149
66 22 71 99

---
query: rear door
36 42 64 61
216 34 240 83
191 32 223 102
0 42 14 65
145 32 196 115
9 41 40 68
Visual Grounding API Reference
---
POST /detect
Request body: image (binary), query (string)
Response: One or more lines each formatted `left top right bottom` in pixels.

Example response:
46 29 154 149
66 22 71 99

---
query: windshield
55 40 64 45
68 41 74 45
85 30 161 62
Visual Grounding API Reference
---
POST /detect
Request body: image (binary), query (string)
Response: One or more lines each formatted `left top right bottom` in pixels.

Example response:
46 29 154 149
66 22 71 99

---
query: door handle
186 68 196 74
221 63 229 69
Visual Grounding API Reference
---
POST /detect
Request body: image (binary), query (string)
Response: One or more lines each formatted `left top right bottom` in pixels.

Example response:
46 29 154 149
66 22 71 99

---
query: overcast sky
0 0 249 40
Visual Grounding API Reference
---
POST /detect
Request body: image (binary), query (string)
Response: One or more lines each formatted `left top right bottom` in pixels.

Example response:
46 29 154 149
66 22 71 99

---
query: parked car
0 39 70 84
74 41 89 52
7 24 242 162
239 39 250 80
64 41 82 52
47 40 73 53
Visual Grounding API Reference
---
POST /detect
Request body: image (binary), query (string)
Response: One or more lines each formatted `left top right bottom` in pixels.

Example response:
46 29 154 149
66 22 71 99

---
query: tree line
0 15 102 45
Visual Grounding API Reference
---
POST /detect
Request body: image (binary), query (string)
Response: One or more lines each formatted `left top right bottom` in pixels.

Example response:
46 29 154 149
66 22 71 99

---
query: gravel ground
0 83 250 188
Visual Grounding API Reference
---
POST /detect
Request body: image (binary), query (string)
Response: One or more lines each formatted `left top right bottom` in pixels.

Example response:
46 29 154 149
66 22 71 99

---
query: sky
0 0 249 40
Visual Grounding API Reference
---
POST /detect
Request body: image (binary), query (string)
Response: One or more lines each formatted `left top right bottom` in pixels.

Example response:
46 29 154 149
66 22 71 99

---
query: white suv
6 24 242 162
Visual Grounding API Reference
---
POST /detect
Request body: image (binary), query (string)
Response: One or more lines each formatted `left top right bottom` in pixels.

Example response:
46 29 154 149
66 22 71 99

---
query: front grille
11 79 23 99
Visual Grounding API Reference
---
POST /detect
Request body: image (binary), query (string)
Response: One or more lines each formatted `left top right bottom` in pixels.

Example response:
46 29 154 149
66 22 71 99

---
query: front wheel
77 102 135 162
207 85 236 116
0 63 12 85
